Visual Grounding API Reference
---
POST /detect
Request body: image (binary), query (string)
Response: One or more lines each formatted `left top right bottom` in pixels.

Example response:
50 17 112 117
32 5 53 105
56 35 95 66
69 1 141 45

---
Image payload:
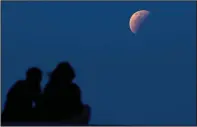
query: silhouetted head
26 67 42 83
49 61 76 84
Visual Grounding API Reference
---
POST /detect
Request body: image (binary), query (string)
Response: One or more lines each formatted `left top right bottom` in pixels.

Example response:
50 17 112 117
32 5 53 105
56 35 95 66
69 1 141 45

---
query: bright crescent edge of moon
129 10 150 34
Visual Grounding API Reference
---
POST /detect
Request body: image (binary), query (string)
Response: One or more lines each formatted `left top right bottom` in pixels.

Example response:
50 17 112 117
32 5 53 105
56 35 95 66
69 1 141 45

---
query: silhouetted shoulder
14 80 26 86
72 83 80 89
71 83 81 95
7 80 26 98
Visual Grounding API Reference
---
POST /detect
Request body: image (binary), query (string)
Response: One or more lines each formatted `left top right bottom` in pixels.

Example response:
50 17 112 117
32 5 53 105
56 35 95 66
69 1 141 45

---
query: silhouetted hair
26 67 42 81
49 62 76 82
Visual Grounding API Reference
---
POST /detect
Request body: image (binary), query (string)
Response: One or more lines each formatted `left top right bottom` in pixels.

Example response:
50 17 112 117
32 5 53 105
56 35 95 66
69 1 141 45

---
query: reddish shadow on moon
129 10 150 34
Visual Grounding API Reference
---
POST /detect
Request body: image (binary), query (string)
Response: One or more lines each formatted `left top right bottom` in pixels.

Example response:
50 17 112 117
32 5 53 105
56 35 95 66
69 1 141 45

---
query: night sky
2 1 196 125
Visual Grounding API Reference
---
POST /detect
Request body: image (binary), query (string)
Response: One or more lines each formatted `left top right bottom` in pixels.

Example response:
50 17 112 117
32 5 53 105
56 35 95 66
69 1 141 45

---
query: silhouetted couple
2 62 91 125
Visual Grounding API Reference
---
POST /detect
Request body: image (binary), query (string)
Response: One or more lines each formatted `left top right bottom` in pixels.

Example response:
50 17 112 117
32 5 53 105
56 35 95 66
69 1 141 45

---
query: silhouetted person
2 67 42 122
42 62 90 124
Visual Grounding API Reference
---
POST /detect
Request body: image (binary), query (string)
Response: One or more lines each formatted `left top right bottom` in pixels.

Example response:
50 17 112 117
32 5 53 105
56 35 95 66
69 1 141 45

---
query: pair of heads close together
26 61 75 84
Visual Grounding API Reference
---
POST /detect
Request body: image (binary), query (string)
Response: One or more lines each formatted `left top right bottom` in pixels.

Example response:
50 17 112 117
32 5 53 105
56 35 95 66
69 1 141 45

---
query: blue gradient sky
2 1 196 125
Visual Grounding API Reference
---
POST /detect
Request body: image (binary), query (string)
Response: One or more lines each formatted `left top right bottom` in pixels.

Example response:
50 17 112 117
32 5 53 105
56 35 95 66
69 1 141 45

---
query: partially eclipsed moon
129 10 150 34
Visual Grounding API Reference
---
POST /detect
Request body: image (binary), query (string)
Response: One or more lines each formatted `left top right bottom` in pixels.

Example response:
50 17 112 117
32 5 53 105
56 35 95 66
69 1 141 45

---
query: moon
129 10 150 34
